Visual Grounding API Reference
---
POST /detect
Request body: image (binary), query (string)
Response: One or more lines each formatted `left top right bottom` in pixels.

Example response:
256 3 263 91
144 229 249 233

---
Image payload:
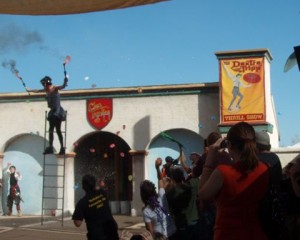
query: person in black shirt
72 174 119 240
281 160 300 240
255 131 284 240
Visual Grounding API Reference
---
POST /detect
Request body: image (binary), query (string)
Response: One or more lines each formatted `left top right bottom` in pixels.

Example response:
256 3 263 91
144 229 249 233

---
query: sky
0 0 299 147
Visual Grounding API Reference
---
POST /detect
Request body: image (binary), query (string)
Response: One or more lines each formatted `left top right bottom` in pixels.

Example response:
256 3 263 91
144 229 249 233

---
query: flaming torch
2 60 29 95
63 55 71 79
15 71 30 95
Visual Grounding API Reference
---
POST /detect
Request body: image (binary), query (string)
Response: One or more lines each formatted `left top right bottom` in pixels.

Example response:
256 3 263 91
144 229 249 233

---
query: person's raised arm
16 171 22 181
222 63 235 80
155 158 163 181
198 138 224 200
6 162 11 174
56 77 68 90
26 87 44 93
179 147 191 174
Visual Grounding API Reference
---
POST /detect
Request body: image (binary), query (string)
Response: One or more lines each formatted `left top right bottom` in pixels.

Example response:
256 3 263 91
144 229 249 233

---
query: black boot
58 147 65 155
43 146 54 155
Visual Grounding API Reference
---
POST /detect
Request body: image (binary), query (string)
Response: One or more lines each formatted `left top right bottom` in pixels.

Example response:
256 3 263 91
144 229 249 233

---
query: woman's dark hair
227 121 259 171
192 157 205 177
140 180 157 210
82 174 96 193
140 180 170 218
170 166 185 183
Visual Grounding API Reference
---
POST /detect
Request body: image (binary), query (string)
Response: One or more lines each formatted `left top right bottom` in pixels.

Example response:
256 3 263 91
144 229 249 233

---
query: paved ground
0 214 145 239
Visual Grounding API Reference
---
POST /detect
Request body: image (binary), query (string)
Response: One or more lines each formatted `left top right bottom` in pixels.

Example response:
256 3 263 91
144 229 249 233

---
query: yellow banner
220 57 266 124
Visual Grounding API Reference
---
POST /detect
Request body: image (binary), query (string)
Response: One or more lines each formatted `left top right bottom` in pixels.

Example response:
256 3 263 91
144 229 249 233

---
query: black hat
165 156 174 163
40 76 52 86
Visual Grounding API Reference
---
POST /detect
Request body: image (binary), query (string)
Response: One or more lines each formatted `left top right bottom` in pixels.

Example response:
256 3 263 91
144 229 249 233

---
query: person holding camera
27 76 67 155
255 131 285 240
198 122 269 240
202 132 232 166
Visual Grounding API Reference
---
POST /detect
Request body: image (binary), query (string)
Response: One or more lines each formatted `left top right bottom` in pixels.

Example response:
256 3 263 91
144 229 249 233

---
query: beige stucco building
0 49 298 217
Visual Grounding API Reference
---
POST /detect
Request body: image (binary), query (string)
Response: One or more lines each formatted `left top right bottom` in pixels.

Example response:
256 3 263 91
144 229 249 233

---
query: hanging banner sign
220 57 266 124
87 98 113 130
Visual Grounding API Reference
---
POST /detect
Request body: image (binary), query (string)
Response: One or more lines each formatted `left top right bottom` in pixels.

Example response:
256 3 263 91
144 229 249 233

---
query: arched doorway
2 134 45 215
74 131 132 214
146 128 204 185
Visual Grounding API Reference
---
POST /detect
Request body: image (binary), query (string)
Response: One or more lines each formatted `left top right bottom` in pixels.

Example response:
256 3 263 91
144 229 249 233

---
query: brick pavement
0 214 145 240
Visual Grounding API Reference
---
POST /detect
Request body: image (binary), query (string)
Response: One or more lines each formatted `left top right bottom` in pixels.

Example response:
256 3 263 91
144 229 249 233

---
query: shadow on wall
2 134 45 215
133 116 150 151
146 128 204 186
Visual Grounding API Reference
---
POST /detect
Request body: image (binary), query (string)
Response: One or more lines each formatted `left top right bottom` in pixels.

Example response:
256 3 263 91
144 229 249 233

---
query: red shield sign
87 98 113 130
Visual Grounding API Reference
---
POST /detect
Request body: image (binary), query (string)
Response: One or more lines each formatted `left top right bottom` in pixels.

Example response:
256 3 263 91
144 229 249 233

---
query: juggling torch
15 72 30 95
2 59 29 95
62 55 71 87
63 55 71 79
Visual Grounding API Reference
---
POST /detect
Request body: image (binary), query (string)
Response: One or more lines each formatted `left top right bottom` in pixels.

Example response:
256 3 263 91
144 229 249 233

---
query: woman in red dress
198 122 269 240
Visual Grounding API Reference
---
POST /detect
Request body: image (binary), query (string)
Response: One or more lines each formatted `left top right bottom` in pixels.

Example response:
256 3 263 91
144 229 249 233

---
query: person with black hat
27 76 68 155
161 145 183 179
161 156 175 178
255 131 282 183
255 131 284 240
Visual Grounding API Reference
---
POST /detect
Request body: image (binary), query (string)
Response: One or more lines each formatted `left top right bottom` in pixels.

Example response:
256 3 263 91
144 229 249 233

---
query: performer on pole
27 76 68 155
222 63 252 112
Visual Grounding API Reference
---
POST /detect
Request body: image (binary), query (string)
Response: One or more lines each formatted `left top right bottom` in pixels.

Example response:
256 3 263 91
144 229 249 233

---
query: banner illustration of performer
6 163 22 217
219 56 266 125
223 63 252 111
27 76 68 155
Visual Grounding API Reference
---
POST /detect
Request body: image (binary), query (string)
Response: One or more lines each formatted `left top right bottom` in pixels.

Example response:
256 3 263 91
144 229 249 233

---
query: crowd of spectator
72 121 300 240
139 121 300 240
